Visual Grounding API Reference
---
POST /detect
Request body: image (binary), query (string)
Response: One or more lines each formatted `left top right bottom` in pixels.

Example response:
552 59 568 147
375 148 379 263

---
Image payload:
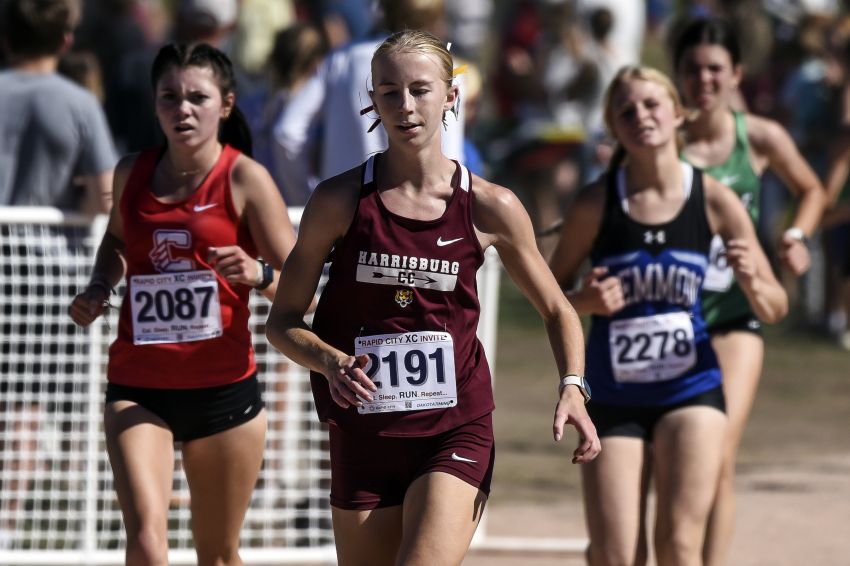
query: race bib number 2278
609 312 696 383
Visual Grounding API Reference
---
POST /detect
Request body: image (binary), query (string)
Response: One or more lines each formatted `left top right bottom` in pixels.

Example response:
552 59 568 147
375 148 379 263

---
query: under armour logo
644 230 666 244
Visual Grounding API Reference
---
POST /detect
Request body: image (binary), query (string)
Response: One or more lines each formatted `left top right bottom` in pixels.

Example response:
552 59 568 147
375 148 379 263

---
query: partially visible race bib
129 270 222 345
355 331 457 414
609 311 696 383
703 234 733 292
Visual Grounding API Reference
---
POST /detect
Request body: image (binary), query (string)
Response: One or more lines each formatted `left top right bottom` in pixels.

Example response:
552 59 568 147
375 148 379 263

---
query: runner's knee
125 524 168 566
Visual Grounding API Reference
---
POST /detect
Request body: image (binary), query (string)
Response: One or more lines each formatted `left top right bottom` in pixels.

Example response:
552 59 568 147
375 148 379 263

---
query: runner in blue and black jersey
549 65 787 566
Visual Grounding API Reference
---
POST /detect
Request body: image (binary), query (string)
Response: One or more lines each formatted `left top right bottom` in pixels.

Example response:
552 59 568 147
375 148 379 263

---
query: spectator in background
58 50 113 209
174 0 239 46
0 0 116 549
255 23 328 205
0 0 116 214
74 0 159 155
58 50 106 103
297 0 377 49
778 14 838 174
491 0 601 257
582 6 624 181
585 7 624 114
576 0 644 67
775 13 842 326
232 0 296 79
457 57 486 176
822 123 850 349
444 0 494 66
272 0 464 199
820 18 850 348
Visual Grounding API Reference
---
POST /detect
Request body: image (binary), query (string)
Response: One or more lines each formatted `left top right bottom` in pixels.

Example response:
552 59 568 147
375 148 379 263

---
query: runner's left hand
208 246 262 287
553 387 601 464
778 235 810 276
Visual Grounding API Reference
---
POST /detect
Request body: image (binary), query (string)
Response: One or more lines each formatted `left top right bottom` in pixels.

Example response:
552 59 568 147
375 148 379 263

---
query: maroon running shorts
328 412 495 510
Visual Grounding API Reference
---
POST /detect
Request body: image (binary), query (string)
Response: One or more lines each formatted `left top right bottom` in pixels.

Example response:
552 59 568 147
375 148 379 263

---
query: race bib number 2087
129 270 222 345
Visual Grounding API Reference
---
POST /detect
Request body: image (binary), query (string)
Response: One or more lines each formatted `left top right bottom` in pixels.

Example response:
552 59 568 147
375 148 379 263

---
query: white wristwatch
783 227 808 246
559 374 591 404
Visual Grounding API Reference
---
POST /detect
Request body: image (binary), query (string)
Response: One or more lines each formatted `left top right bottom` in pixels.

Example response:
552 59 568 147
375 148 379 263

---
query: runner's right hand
576 266 625 316
325 354 377 408
68 286 109 327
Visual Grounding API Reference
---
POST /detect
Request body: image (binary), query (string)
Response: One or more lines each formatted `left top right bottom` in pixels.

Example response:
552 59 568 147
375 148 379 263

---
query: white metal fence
0 206 501 565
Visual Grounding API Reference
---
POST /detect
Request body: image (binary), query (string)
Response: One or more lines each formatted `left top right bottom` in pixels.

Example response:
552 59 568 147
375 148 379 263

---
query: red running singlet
108 145 258 389
311 153 495 437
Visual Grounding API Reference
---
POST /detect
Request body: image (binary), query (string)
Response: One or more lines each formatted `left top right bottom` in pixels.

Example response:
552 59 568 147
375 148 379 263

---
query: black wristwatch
256 259 274 290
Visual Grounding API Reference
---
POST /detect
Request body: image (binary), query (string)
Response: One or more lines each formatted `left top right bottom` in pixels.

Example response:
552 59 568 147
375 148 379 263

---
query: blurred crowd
4 0 850 346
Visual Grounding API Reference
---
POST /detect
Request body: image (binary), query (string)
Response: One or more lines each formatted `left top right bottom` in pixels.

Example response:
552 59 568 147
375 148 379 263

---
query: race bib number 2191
355 331 457 414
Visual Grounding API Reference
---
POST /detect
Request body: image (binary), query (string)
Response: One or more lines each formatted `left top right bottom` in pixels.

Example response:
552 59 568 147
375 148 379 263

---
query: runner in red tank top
68 43 296 566
266 30 600 565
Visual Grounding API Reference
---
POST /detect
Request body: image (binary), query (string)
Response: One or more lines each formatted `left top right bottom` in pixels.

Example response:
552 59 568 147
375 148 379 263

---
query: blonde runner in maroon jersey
266 28 599 566
311 153 493 437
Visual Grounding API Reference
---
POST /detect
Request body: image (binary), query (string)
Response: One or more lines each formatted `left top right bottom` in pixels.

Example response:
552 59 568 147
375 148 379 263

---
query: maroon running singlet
311 153 495 437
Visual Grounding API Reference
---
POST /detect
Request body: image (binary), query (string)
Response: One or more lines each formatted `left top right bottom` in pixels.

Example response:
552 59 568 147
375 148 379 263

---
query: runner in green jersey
699 111 762 329
674 17 827 566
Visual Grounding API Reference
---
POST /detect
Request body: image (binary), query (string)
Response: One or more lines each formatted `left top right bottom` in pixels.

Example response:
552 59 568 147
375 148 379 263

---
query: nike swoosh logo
719 175 739 186
193 203 218 212
437 237 463 247
451 452 477 464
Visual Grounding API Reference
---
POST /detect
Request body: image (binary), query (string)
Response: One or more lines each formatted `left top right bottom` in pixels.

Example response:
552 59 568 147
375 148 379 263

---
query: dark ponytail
151 42 253 157
220 105 253 157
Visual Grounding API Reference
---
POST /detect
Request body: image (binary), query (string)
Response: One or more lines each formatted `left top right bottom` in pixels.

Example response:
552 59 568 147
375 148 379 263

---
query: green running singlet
687 111 761 330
